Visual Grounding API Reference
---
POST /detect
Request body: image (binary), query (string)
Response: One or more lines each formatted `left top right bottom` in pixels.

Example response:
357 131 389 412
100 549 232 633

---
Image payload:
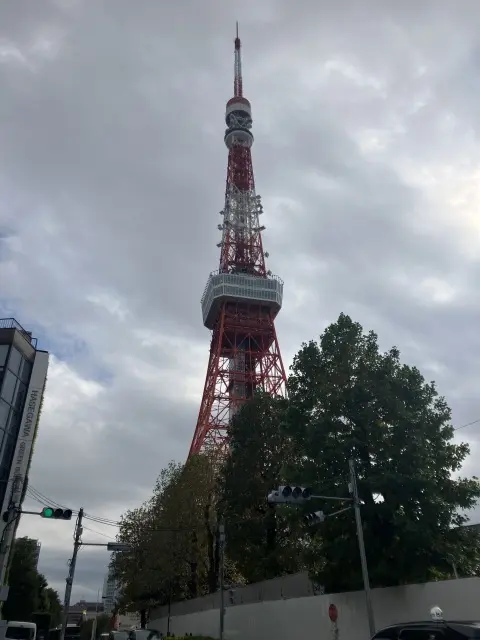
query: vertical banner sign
1 351 49 514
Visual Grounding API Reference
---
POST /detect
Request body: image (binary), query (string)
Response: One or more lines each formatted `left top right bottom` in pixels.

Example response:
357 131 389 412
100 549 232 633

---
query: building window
6 409 19 437
7 348 22 376
0 399 9 429
1 371 17 406
0 436 17 482
12 381 26 413
0 346 9 368
18 359 32 385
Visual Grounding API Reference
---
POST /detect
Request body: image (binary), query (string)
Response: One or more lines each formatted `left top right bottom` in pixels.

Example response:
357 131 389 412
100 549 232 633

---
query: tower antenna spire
234 22 242 97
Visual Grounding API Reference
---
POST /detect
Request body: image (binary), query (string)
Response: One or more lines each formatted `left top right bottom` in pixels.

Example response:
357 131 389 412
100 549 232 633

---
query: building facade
69 600 105 622
33 539 41 568
0 318 49 511
102 563 119 615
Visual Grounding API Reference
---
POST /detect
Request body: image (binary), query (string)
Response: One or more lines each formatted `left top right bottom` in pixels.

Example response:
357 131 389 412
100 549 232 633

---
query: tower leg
189 302 286 458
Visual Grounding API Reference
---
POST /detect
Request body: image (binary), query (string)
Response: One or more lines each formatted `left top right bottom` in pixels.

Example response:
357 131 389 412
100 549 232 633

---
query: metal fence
0 318 37 348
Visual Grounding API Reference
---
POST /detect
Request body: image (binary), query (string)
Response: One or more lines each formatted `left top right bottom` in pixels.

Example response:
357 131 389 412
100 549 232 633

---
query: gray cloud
1 0 479 599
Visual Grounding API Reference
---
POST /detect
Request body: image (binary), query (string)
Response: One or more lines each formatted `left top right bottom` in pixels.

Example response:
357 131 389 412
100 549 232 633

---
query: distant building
102 564 119 615
69 600 104 622
116 613 140 630
33 540 41 568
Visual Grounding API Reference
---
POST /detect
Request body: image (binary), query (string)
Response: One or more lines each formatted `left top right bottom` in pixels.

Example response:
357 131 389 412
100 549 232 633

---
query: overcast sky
2 0 480 602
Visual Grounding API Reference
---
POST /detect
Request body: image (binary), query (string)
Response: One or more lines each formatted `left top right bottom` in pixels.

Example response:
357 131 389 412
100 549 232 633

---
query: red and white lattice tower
188 25 287 458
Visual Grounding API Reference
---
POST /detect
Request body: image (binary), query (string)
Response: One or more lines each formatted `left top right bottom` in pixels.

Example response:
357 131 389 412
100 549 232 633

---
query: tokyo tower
188 26 287 458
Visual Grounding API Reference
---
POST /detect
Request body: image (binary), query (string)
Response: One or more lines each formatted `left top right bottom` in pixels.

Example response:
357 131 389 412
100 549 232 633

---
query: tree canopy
218 393 306 582
284 313 480 590
3 537 61 622
116 313 480 610
113 455 243 614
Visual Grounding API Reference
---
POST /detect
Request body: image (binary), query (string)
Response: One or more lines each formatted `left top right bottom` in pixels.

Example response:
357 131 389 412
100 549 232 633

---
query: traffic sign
107 543 132 552
328 604 338 623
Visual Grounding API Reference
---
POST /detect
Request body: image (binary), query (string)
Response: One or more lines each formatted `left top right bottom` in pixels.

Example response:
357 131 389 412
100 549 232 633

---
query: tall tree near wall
113 502 156 614
219 393 307 583
114 456 238 614
287 313 480 591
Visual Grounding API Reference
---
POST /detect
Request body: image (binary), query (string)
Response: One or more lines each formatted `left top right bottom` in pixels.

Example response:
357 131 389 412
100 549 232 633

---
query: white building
102 563 119 615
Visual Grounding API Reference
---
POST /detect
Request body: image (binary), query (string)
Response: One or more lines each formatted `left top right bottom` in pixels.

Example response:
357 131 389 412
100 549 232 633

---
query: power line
454 418 480 432
23 417 480 529
84 514 119 526
82 525 116 540
26 485 119 526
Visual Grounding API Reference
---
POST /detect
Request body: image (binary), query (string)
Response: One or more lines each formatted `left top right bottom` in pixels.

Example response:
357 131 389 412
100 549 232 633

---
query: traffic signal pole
348 460 375 637
60 508 84 640
267 462 376 637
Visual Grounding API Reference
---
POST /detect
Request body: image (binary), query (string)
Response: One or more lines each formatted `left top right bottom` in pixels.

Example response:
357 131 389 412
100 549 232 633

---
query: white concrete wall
149 577 480 640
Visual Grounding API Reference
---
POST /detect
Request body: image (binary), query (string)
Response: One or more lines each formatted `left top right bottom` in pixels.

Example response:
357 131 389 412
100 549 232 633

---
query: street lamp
267 459 375 637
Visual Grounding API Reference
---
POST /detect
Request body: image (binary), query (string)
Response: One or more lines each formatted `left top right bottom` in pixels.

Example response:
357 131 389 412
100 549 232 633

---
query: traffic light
304 510 325 526
267 485 312 505
40 507 73 520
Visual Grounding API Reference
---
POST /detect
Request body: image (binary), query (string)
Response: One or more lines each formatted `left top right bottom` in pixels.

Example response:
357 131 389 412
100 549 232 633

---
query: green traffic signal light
40 507 72 520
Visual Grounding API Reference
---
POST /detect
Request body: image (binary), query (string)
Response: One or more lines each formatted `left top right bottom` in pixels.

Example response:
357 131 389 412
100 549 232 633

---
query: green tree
287 313 480 591
114 456 233 614
219 393 306 582
113 502 154 616
40 586 62 626
4 537 41 620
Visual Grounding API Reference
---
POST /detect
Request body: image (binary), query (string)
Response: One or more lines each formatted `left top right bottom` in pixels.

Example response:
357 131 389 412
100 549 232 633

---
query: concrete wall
151 572 315 618
149 577 480 640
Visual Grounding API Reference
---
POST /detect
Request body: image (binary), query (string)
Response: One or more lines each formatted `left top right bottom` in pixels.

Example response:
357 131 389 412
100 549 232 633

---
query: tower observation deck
188 26 287 458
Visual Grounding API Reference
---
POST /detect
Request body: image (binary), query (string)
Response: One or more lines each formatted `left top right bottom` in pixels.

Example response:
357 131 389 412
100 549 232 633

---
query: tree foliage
118 312 480 604
285 313 480 590
113 455 242 613
3 537 61 622
219 393 306 582
39 586 62 627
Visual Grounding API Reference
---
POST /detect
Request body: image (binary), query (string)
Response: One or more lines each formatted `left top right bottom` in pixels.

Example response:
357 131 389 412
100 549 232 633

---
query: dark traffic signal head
267 486 313 505
304 510 325 526
41 507 73 520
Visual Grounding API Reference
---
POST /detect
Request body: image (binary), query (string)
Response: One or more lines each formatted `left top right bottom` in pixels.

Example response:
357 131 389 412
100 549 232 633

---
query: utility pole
91 588 100 640
349 460 375 637
218 520 225 640
60 508 84 640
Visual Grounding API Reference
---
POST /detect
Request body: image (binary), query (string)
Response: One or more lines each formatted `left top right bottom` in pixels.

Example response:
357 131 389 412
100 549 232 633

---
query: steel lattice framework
188 25 287 459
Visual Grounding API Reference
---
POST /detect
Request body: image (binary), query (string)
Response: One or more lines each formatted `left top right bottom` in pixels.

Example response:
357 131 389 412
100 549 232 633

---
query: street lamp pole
349 459 375 637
